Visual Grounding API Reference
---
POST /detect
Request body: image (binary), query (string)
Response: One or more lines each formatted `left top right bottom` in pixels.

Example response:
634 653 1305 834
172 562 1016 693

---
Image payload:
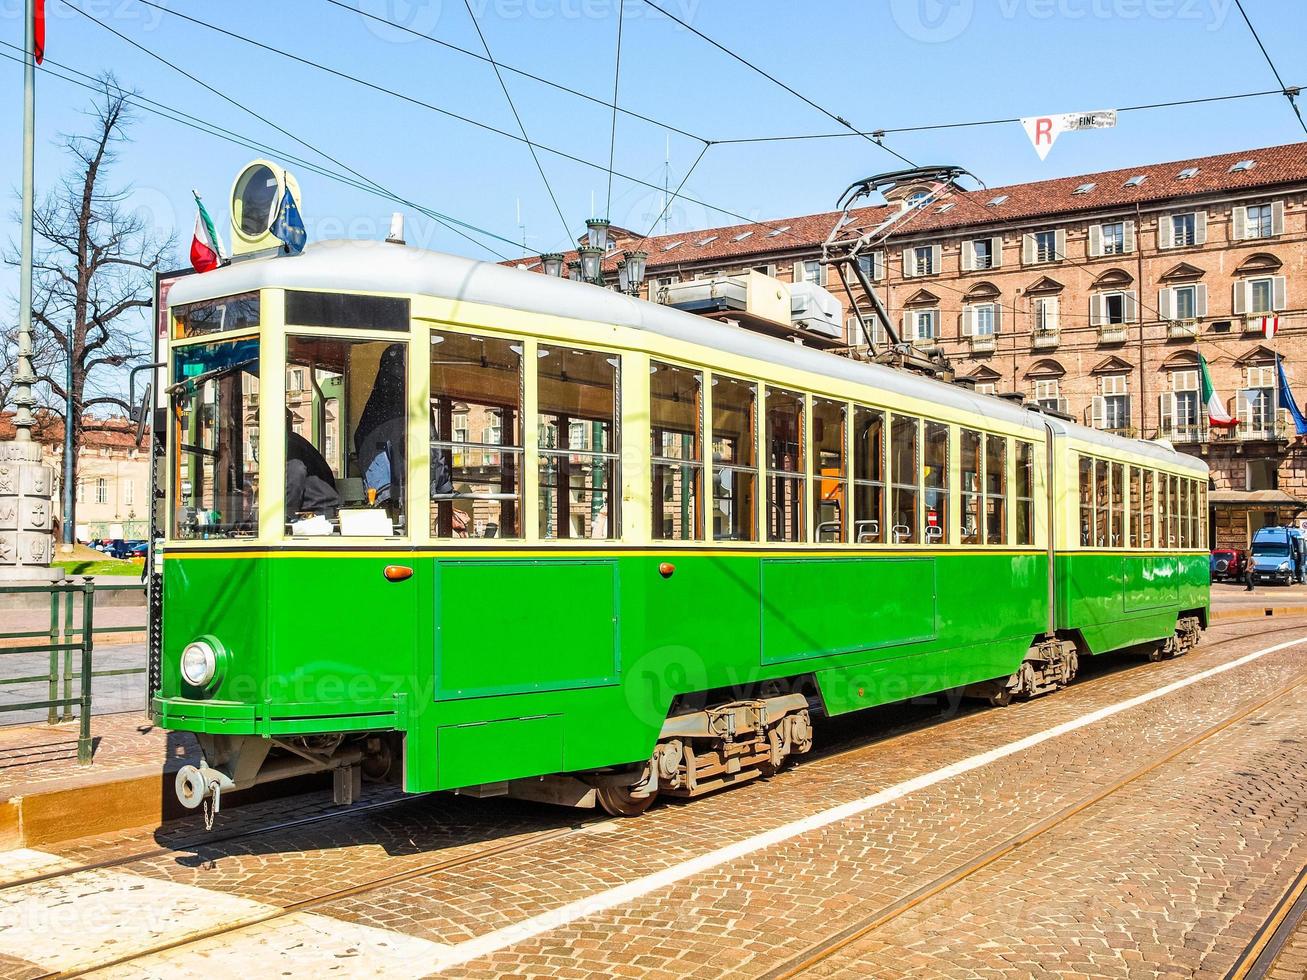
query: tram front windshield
170 338 260 539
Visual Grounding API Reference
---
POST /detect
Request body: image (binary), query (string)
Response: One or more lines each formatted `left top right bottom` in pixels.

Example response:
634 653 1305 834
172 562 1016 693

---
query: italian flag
1200 353 1237 429
189 191 223 273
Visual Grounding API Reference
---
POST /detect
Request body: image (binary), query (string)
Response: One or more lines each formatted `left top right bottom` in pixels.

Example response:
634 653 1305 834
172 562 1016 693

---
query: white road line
427 635 1307 973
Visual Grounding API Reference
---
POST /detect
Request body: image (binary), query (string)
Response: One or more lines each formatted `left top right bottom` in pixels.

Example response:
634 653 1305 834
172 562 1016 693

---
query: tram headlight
180 639 219 688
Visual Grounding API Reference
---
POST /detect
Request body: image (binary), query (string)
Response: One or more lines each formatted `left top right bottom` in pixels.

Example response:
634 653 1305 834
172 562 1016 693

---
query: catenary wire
712 87 1303 144
314 0 708 144
1232 0 1307 136
605 0 626 220
92 0 811 249
1 43 517 258
60 2 514 258
460 0 573 245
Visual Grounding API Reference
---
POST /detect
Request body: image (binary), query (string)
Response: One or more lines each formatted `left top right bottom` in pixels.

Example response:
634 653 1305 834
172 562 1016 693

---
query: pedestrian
1244 560 1256 592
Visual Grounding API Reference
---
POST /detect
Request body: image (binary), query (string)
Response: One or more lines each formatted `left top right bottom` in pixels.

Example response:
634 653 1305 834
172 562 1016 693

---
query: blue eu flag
273 186 307 254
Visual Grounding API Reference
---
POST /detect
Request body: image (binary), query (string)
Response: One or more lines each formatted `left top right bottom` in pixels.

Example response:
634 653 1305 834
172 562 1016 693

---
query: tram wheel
988 687 1013 708
596 784 659 817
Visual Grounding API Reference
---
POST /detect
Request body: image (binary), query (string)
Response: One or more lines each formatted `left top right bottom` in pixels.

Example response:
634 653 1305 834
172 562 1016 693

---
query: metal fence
0 579 147 764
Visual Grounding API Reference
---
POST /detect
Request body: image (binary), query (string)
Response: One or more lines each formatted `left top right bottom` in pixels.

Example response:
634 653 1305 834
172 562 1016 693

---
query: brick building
517 141 1307 549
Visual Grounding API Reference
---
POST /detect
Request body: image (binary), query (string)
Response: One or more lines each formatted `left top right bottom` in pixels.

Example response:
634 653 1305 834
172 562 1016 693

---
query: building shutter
872 250 885 280
1054 228 1067 260
1231 206 1247 241
1158 287 1174 320
961 306 973 336
990 236 1003 269
1233 280 1247 315
1123 220 1136 254
1158 215 1174 249
960 240 973 272
1091 396 1106 429
1271 200 1285 236
993 304 1003 334
1046 296 1060 333
1022 233 1035 265
1090 293 1104 327
1235 389 1250 430
901 247 914 278
1124 290 1138 323
1158 392 1175 435
1273 275 1287 311
901 311 910 340
1088 224 1102 258
792 260 805 283
931 244 942 275
1194 211 1207 245
1195 283 1208 317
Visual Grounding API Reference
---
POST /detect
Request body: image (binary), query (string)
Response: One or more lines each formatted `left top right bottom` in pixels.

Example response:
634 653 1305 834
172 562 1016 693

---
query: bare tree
6 75 175 446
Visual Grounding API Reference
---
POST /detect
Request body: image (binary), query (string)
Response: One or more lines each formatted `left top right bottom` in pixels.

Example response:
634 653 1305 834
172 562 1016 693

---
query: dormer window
1124 175 1146 187
662 240 684 251
731 230 753 242
1177 167 1199 179
988 194 1009 206
1230 159 1256 172
765 226 791 238
1074 182 1096 195
696 235 718 247
937 202 956 212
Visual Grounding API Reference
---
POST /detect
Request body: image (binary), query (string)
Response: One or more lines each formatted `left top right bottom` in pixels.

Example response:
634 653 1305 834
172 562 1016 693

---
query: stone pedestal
0 441 59 582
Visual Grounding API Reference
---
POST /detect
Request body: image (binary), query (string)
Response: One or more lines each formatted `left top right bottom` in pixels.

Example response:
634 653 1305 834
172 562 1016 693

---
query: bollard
77 577 95 766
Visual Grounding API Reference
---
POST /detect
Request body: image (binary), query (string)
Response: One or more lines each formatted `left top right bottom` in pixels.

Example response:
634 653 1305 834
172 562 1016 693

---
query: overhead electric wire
713 87 1302 144
605 0 626 219
314 0 708 145
0 43 519 257
1232 0 1307 136
459 0 573 245
106 0 782 242
61 1 513 258
630 143 712 247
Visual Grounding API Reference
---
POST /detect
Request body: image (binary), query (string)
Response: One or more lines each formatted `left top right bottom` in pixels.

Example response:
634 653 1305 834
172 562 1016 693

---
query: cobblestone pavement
0 620 1303 978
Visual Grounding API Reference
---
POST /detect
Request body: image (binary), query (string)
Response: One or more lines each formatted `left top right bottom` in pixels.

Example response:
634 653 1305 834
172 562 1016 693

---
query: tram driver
286 410 342 524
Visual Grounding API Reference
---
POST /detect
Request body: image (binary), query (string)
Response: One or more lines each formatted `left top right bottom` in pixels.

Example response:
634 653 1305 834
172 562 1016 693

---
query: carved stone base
0 440 55 580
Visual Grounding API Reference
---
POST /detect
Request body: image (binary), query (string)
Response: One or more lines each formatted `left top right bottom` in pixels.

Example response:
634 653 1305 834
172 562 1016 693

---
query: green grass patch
53 559 142 577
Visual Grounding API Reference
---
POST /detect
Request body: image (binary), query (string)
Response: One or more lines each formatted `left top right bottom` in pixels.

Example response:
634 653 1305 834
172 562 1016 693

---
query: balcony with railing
1166 319 1199 339
1098 324 1129 344
969 333 996 353
1031 329 1060 349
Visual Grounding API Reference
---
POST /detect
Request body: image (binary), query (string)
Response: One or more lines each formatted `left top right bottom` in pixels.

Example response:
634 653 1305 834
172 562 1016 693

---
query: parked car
124 540 148 559
1249 527 1298 585
1210 548 1246 582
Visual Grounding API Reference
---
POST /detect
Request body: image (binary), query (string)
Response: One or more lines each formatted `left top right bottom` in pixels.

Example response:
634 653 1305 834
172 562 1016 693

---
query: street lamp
578 245 604 283
540 252 565 278
585 217 611 250
567 260 582 281
616 260 629 294
623 250 648 293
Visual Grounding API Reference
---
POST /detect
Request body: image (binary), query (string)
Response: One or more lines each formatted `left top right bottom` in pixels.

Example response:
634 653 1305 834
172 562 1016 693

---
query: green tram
156 238 1209 817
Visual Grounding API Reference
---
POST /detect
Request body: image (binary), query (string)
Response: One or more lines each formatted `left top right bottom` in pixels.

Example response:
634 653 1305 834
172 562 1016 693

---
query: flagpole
15 0 36 442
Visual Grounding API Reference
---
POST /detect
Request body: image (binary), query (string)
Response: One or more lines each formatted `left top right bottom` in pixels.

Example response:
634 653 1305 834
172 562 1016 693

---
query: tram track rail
6 617 1299 900
1223 864 1307 980
757 669 1307 979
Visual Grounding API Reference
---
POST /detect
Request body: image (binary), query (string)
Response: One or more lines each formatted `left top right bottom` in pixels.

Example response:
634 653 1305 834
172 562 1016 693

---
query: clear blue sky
3 0 1306 301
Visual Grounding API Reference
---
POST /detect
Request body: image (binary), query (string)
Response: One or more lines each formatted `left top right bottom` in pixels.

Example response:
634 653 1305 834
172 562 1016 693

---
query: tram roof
168 239 1205 475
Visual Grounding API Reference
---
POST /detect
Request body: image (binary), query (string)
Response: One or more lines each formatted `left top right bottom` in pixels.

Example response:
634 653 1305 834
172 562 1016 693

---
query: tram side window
1179 479 1190 548
1078 455 1093 547
813 398 847 542
1094 457 1109 548
891 415 920 544
285 337 407 537
765 387 806 542
430 331 522 539
852 407 886 543
1110 462 1124 548
171 337 260 539
985 435 1007 545
1142 469 1155 547
924 421 949 544
963 429 984 545
1128 466 1141 548
1014 440 1034 546
1167 474 1179 547
651 362 703 541
713 375 758 541
538 346 619 540
1199 481 1208 546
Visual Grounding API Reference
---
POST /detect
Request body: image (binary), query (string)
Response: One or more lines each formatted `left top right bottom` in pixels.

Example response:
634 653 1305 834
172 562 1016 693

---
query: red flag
34 0 45 65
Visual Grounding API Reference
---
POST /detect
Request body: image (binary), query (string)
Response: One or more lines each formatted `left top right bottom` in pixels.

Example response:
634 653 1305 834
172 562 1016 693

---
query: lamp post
1 0 56 581
623 250 648 296
567 260 582 282
578 245 604 284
